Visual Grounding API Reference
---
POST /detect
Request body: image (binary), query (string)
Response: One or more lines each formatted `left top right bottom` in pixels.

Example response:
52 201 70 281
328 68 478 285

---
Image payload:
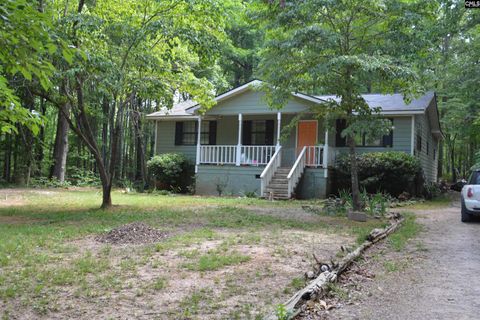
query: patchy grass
388 213 422 251
183 251 250 271
0 188 386 319
404 195 452 210
283 276 306 295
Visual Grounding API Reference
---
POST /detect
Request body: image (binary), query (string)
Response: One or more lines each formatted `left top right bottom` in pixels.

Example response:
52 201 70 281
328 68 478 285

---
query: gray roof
146 100 196 118
314 92 435 112
146 79 435 119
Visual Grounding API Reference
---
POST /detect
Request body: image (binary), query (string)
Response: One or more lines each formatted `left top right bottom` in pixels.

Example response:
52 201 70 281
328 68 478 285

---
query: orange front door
297 121 317 162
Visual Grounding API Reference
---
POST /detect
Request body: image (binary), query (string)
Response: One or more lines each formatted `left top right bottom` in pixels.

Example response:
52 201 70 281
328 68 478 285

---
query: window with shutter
242 120 274 145
352 118 394 147
335 119 347 147
174 121 214 145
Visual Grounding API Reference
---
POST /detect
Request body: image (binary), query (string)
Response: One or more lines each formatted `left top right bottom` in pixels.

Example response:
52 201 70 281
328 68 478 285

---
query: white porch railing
199 145 237 164
305 145 323 167
260 146 282 197
240 145 276 165
287 146 307 198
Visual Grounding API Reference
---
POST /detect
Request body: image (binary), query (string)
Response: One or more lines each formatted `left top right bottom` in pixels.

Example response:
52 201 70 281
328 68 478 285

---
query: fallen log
265 215 404 320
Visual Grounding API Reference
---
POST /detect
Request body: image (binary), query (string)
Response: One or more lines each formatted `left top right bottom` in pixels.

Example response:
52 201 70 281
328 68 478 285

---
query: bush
334 151 423 197
68 168 101 187
147 153 195 193
30 177 72 188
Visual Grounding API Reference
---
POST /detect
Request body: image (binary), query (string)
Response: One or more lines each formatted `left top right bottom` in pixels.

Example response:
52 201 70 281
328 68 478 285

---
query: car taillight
467 187 474 198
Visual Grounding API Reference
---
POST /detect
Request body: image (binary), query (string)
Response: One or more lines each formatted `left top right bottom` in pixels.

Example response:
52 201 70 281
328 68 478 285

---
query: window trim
174 120 216 146
242 119 275 146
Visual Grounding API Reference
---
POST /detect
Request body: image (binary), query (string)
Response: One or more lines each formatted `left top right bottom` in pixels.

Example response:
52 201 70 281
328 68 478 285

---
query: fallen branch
265 214 404 320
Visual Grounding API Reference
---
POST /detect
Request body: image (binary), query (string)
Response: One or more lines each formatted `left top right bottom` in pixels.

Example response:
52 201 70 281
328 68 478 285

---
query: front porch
193 112 334 199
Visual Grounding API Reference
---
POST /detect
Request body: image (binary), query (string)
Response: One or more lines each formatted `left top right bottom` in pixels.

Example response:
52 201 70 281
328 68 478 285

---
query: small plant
275 304 291 320
242 190 258 198
423 182 441 200
214 176 229 196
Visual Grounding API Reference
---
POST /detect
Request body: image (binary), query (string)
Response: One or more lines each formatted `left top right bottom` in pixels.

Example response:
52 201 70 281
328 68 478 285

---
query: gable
203 89 312 115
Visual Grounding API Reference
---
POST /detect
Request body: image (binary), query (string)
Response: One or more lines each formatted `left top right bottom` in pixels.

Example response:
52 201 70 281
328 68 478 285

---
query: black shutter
383 131 393 147
335 119 347 147
175 122 183 145
242 120 252 145
382 118 394 147
265 120 274 145
209 121 217 145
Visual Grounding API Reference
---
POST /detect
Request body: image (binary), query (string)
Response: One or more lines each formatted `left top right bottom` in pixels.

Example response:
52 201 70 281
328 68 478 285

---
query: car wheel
461 200 471 223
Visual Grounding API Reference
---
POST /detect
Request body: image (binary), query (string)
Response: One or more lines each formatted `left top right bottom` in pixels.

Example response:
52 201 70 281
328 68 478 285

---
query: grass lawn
0 188 386 319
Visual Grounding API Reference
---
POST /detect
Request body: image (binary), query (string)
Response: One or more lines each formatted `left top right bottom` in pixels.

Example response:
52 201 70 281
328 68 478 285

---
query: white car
461 170 480 222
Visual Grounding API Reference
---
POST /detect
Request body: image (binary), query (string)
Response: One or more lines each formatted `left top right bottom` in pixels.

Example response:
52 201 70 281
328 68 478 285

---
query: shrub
147 153 195 193
334 151 423 197
68 168 101 187
30 177 72 188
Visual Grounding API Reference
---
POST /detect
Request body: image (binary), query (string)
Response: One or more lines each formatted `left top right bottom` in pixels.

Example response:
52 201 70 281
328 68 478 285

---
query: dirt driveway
328 200 480 320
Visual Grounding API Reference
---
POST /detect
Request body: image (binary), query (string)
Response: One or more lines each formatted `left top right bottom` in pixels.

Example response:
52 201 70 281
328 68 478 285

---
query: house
146 80 442 199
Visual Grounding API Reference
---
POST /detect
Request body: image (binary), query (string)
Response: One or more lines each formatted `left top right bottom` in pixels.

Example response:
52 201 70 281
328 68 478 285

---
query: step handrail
287 146 307 198
260 146 282 197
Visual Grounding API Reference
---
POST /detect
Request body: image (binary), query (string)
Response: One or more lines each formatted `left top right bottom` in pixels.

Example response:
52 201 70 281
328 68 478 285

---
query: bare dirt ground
321 198 480 320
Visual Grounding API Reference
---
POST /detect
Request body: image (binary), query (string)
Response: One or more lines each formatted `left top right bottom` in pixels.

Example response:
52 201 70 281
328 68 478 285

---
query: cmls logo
465 0 480 8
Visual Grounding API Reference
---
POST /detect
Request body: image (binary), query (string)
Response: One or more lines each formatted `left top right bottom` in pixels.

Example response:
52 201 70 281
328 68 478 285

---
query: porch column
323 130 329 178
276 112 282 151
195 116 202 173
236 113 243 166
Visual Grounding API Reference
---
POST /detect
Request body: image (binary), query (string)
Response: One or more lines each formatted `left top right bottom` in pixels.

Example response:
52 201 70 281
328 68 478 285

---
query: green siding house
147 80 442 199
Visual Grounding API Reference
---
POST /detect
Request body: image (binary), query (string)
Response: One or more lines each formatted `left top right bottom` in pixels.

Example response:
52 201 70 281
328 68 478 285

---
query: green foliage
183 251 250 271
324 190 389 216
388 214 421 251
423 182 441 200
147 153 195 193
68 169 101 187
335 152 423 197
275 304 290 320
30 177 71 189
0 0 56 134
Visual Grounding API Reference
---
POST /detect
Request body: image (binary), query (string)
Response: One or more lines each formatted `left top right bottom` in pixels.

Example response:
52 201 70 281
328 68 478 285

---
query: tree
38 0 228 208
256 0 419 210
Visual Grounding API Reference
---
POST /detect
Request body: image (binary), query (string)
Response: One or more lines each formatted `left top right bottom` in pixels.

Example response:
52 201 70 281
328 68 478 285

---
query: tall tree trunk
3 134 12 182
347 135 362 211
50 107 69 182
34 98 47 175
450 144 456 183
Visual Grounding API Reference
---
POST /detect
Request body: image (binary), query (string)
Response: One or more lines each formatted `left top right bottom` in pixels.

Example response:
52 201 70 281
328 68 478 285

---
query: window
426 141 430 155
416 131 422 152
468 171 480 185
242 120 274 145
335 118 393 147
175 121 217 145
433 148 436 160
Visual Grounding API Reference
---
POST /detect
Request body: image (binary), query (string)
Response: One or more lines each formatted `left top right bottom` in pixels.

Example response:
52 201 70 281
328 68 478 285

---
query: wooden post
276 112 282 151
236 113 242 166
196 117 201 173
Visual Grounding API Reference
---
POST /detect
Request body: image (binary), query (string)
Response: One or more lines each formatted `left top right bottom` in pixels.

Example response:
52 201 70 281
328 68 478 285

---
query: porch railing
287 146 307 198
240 145 276 165
260 146 282 197
199 145 237 164
305 145 328 167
